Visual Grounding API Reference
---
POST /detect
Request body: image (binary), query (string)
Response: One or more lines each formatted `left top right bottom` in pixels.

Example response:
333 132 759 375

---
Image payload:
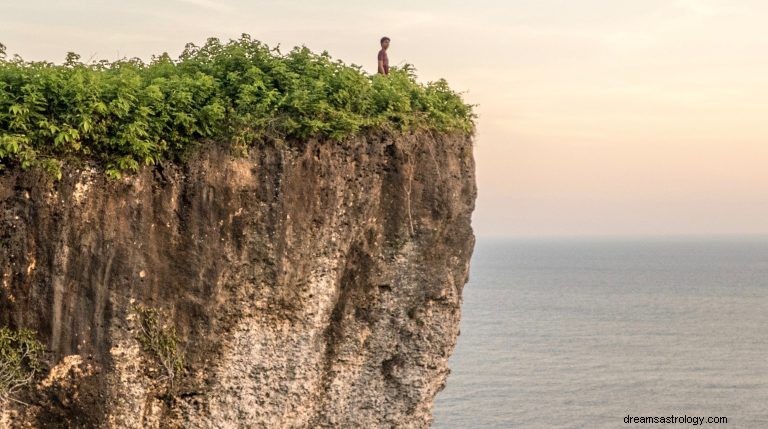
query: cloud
175 0 232 13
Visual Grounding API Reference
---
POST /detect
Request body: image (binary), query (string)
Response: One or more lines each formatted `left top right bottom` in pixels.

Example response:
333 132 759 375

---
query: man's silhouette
378 37 390 75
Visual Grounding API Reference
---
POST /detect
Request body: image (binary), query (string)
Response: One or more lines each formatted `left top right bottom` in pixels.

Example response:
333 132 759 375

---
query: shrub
0 34 475 178
0 327 44 403
132 305 184 382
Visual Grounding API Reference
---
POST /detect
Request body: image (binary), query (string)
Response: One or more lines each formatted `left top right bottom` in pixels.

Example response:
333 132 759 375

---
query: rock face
0 131 476 428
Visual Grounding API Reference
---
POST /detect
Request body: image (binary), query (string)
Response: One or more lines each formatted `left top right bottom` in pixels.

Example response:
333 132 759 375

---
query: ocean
433 237 768 428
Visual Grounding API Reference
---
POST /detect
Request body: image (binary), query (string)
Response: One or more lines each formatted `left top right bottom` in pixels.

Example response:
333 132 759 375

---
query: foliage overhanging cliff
0 35 474 178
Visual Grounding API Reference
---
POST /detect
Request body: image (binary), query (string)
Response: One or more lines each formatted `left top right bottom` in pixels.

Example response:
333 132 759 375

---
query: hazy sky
2 0 767 237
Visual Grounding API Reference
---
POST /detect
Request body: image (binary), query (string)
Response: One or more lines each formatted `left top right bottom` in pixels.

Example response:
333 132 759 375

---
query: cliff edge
0 130 475 427
0 36 476 428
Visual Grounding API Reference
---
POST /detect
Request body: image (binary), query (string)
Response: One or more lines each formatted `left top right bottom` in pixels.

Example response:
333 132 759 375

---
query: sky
2 0 767 238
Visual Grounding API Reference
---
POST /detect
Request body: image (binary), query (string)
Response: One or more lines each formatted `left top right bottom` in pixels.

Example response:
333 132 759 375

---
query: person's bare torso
378 49 389 74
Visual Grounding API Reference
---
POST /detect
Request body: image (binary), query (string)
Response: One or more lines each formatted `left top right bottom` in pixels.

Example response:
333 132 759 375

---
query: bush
0 327 44 403
0 34 475 178
132 305 184 382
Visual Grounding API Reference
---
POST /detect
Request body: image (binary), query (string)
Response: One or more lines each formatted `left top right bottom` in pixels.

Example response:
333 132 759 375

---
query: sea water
433 237 768 428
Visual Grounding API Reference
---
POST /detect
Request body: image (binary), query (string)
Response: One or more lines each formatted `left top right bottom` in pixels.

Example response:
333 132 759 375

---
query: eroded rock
0 132 476 428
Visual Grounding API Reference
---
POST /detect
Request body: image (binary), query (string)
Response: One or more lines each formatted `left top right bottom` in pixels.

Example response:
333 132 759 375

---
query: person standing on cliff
378 37 390 75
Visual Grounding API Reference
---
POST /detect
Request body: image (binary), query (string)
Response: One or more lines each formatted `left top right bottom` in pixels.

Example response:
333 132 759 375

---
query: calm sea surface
433 238 768 428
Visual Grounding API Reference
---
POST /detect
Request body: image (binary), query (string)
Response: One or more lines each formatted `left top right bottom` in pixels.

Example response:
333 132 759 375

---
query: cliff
0 130 476 427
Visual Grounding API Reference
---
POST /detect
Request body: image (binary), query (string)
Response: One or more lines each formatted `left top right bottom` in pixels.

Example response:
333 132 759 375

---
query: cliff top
0 34 474 178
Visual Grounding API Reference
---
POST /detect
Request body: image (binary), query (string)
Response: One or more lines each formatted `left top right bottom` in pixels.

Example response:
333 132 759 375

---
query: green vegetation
0 327 45 403
0 35 475 178
132 305 184 382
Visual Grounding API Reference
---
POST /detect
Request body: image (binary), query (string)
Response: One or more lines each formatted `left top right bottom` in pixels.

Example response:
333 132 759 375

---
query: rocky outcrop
0 131 476 428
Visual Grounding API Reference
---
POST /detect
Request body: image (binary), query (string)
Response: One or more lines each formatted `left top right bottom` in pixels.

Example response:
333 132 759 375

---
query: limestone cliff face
0 131 476 428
